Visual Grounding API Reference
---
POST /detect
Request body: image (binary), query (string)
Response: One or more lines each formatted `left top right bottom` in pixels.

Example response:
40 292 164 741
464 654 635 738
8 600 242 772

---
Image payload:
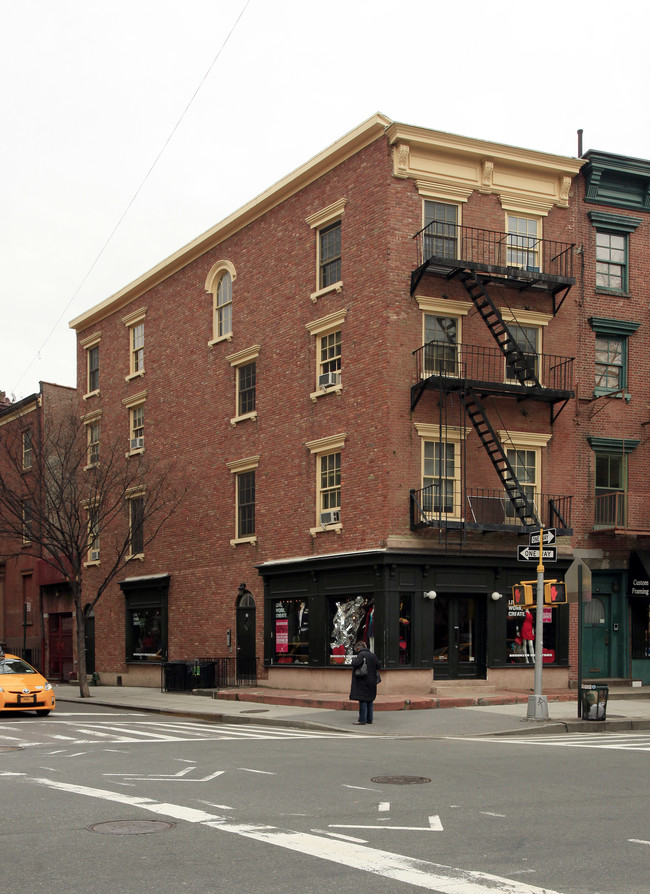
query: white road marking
378 801 390 812
237 767 275 775
311 829 368 843
481 811 506 818
454 732 650 752
104 769 225 783
330 815 443 832
27 777 567 893
629 838 650 846
342 784 380 791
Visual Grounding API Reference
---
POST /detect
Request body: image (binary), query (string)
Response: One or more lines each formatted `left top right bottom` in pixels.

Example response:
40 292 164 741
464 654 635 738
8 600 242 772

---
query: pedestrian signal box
511 582 534 606
544 580 566 605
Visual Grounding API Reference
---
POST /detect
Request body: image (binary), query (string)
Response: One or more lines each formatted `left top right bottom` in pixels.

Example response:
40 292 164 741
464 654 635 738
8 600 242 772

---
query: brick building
0 383 76 678
571 151 650 685
68 114 589 692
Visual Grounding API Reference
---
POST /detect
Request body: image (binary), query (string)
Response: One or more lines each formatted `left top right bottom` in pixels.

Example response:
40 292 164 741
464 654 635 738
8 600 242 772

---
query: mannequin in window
521 609 535 663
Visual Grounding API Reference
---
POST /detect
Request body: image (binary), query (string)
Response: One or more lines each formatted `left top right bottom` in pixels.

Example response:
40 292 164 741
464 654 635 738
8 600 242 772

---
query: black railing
161 657 258 692
414 222 575 280
413 341 574 394
1 644 42 672
410 486 572 534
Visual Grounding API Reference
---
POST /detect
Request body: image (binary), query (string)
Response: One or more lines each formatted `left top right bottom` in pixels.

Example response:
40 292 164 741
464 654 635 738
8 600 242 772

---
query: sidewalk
54 682 650 738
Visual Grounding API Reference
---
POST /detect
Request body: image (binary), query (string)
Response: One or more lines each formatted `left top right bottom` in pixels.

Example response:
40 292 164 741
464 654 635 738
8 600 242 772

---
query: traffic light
511 582 534 606
544 580 566 605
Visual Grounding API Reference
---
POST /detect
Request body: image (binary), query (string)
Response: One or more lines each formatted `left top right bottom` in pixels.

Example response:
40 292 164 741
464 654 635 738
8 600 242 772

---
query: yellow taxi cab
0 646 55 716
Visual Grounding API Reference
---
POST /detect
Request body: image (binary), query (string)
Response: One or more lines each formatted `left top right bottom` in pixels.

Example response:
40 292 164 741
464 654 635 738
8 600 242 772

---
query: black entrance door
236 593 256 680
433 595 483 679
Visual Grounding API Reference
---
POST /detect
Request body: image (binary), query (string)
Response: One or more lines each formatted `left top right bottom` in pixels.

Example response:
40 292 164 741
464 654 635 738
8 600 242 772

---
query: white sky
2 0 648 401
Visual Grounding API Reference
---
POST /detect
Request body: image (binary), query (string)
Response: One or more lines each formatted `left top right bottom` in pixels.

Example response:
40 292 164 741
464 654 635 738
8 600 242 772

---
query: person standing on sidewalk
350 640 381 725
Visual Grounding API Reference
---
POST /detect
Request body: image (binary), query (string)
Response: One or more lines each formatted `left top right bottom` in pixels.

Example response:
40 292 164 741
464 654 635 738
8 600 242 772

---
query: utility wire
12 0 251 397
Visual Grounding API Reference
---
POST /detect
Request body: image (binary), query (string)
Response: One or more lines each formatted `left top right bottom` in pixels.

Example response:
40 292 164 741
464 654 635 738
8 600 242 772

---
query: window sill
126 447 145 458
84 462 99 471
208 333 233 346
127 553 145 562
310 384 342 402
230 536 257 547
310 523 342 538
594 388 631 402
594 288 629 298
84 559 100 568
310 281 343 303
125 370 145 382
83 390 100 401
230 411 258 427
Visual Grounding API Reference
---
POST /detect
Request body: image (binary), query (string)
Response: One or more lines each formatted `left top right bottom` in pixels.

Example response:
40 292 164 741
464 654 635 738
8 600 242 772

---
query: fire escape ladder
458 272 541 389
462 389 540 530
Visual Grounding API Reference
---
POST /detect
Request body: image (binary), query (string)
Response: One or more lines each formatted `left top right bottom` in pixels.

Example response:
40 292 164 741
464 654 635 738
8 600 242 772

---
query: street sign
517 545 557 562
529 528 556 546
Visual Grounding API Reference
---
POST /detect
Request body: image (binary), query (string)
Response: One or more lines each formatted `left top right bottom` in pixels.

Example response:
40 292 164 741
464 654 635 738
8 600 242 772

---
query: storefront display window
129 607 162 660
329 595 374 664
631 599 650 659
507 604 558 664
399 595 412 665
272 599 309 664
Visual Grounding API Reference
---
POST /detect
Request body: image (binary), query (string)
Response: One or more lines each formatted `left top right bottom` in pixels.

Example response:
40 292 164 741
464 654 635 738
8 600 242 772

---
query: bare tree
0 406 185 697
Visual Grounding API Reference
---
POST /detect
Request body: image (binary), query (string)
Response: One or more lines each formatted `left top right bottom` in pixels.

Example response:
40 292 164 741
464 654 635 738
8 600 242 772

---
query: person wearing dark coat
349 640 381 725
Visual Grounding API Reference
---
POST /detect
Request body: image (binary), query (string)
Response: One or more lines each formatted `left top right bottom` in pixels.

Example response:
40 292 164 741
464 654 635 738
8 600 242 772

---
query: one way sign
529 528 556 546
517 545 557 562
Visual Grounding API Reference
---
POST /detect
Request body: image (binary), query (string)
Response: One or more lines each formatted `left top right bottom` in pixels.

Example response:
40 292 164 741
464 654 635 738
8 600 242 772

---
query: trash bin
163 660 192 692
581 684 608 721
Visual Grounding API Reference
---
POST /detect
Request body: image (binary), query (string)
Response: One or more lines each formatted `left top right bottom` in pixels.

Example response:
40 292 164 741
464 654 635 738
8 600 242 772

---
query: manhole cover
240 709 270 714
0 746 23 753
88 820 175 835
371 776 431 785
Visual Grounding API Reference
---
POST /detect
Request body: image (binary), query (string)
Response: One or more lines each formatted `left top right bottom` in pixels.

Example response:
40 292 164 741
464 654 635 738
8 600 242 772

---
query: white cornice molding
70 114 392 332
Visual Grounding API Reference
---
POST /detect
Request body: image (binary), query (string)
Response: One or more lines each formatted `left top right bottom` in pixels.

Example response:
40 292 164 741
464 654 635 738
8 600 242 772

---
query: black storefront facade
258 548 571 694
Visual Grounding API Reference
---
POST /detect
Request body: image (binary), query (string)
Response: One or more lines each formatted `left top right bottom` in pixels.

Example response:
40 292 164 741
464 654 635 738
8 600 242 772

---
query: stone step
430 682 496 697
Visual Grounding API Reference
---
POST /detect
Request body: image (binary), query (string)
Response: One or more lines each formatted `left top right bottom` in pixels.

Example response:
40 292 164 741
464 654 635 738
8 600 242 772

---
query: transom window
507 216 540 270
423 201 458 260
596 231 626 291
319 222 341 289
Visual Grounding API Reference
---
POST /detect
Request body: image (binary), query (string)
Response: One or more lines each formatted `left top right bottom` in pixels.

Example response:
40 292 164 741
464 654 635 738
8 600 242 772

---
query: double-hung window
306 199 346 300
123 391 147 453
414 424 466 522
506 215 540 271
81 333 101 397
423 201 458 261
588 437 639 529
128 492 145 558
226 455 260 545
205 261 236 344
305 434 346 534
589 317 639 399
227 345 260 425
87 505 100 563
88 420 100 466
122 308 146 380
589 211 641 295
423 314 458 376
22 430 32 470
306 310 346 397
498 431 551 525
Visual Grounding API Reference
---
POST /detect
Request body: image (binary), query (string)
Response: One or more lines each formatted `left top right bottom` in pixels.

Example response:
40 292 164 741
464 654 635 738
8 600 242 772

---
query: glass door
433 595 482 679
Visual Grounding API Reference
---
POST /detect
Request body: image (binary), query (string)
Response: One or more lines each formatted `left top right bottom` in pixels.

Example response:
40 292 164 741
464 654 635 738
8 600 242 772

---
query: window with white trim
227 345 260 425
306 310 346 399
122 308 146 380
305 199 346 301
88 420 100 466
123 391 147 454
305 433 346 534
506 215 541 271
414 423 467 521
498 431 551 524
206 260 236 344
22 430 32 470
226 455 260 546
500 309 551 386
127 492 145 558
81 332 101 397
87 505 100 563
423 200 458 260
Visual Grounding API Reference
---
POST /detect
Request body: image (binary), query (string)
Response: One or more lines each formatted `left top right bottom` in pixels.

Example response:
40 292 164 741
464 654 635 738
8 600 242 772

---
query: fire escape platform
411 375 574 411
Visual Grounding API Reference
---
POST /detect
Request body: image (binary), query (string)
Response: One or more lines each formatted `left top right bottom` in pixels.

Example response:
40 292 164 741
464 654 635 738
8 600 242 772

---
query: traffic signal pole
527 525 549 721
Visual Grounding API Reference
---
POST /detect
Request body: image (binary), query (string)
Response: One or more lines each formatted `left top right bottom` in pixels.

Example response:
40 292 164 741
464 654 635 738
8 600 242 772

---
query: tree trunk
74 595 90 698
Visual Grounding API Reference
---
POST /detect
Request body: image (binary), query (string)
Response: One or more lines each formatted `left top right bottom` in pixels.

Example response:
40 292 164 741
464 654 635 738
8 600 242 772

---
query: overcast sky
2 0 647 401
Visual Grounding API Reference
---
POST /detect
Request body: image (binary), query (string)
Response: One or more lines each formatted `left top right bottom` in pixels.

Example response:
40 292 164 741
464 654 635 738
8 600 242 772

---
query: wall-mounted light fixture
423 590 437 600
491 591 503 601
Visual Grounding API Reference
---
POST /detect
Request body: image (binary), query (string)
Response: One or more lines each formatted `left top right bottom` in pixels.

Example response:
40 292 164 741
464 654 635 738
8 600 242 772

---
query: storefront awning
629 551 650 597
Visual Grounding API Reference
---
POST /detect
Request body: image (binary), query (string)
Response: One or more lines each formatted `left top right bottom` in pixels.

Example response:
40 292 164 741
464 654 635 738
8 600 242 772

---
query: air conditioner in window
90 549 100 562
318 371 341 389
320 510 340 526
130 437 144 451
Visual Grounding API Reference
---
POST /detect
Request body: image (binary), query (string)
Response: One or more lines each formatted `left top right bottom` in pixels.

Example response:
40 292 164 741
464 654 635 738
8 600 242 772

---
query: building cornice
69 113 393 332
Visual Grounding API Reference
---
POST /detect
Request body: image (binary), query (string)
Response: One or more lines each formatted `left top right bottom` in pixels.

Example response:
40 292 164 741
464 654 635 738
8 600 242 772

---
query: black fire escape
409 222 575 536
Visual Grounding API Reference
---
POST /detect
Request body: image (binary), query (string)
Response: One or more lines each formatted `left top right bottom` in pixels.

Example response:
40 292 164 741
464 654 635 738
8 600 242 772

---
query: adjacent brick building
66 114 650 692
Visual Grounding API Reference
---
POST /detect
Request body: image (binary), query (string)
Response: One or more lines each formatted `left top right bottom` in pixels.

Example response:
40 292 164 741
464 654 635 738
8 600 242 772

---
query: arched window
216 272 232 339
205 260 236 344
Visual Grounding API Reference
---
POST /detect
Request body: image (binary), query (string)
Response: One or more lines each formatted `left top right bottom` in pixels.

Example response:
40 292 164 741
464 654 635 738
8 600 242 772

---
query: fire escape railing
413 222 575 279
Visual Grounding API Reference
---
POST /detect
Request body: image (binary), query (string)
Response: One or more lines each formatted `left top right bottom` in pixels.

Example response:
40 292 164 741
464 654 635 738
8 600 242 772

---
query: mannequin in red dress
521 610 535 663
